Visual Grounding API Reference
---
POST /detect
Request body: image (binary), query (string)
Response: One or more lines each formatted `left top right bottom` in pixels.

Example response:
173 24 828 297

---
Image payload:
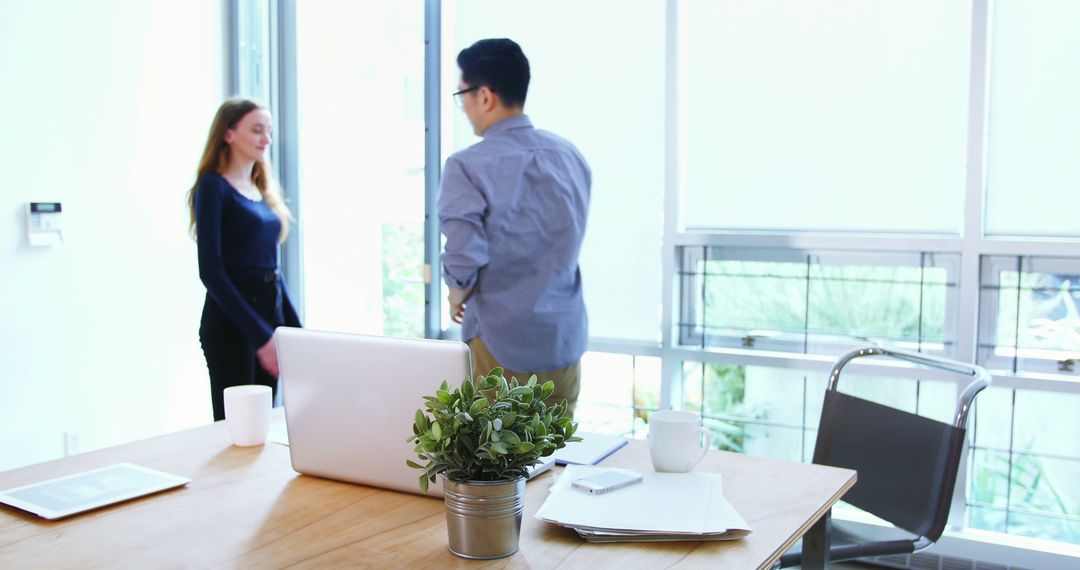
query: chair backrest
812 347 991 542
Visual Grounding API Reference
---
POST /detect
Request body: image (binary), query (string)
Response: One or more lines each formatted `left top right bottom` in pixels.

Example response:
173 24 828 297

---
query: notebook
0 463 190 520
276 327 472 498
552 432 629 465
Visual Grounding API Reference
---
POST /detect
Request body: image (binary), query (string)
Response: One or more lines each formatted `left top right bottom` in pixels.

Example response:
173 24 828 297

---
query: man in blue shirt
439 38 591 417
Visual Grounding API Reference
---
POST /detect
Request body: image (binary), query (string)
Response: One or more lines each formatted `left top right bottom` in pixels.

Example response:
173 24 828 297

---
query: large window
441 0 665 342
971 388 1080 543
679 247 959 357
983 0 1080 238
296 1 426 337
681 0 971 233
979 256 1080 376
260 0 1080 558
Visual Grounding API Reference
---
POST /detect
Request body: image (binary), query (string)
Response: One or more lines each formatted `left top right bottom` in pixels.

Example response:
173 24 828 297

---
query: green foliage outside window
381 222 424 338
700 260 949 347
970 448 1080 544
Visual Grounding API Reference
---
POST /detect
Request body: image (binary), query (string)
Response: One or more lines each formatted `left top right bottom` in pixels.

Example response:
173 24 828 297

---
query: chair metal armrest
827 346 992 428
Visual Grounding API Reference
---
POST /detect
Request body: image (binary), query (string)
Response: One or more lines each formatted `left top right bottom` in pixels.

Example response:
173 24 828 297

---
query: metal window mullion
950 0 992 531
659 0 682 412
423 0 441 339
272 0 302 322
227 1 240 95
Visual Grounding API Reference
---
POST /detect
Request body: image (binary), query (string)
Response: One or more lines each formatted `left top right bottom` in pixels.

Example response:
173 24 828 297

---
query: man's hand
448 286 474 325
449 301 466 324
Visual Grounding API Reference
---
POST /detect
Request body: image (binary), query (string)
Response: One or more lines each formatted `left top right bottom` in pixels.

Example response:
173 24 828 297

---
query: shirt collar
482 114 532 138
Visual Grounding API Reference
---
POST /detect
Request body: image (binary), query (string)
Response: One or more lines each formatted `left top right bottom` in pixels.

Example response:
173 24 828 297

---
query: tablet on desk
0 463 190 520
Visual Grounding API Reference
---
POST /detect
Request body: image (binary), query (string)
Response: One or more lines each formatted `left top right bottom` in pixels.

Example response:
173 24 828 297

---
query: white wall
0 0 227 471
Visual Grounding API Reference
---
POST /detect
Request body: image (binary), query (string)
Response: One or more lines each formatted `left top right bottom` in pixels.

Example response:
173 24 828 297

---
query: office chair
779 346 992 567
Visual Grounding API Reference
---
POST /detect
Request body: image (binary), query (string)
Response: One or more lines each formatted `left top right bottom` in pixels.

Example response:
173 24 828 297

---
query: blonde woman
187 98 300 421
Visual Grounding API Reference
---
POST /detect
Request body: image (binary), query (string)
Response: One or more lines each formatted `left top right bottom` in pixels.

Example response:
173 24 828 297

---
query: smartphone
571 470 644 495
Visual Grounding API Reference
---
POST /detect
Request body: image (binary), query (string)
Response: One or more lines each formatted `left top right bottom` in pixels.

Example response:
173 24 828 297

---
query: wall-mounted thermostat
27 202 63 246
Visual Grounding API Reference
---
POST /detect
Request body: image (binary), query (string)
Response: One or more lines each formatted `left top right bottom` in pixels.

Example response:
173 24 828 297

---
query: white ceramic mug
648 410 712 473
224 385 271 446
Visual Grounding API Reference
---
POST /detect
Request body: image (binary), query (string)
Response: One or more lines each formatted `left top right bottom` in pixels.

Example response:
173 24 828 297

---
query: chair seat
778 521 919 567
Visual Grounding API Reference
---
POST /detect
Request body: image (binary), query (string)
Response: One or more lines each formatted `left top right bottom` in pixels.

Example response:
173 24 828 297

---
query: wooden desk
0 417 854 569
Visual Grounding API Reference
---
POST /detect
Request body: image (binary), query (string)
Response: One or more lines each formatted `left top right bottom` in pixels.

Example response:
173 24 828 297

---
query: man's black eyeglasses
452 85 482 107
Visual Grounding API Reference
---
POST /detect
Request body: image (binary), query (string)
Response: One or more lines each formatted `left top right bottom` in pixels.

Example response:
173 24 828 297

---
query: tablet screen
0 463 190 520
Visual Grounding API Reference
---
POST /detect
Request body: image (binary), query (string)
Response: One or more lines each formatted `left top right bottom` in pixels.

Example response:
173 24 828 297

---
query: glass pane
806 264 949 349
1013 391 1080 458
971 386 1013 450
1008 511 1080 545
805 374 829 430
577 352 654 438
743 366 807 428
297 1 425 336
444 0 664 341
633 355 662 412
916 380 957 425
700 259 809 336
970 449 1011 509
682 361 705 415
741 424 804 463
1008 454 1080 519
575 402 634 437
688 248 959 357
980 256 1080 372
967 505 1007 535
985 0 1080 238
683 0 970 232
580 352 634 409
683 361 814 457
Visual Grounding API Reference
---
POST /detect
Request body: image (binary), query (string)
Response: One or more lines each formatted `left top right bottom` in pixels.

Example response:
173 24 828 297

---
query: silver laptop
276 327 472 498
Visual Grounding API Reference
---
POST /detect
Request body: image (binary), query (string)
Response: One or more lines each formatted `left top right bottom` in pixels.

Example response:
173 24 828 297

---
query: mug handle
692 427 712 468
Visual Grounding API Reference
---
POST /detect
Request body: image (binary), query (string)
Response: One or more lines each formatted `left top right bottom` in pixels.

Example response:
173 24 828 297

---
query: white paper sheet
535 465 751 537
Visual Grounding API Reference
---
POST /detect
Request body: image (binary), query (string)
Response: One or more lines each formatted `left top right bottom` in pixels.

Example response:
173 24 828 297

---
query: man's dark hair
457 38 530 108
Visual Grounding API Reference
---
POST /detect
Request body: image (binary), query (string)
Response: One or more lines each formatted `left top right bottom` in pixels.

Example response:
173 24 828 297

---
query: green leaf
514 442 535 453
456 412 473 423
501 411 517 428
469 397 488 416
541 381 555 400
509 386 532 397
419 473 429 494
487 366 504 379
436 389 453 405
501 430 521 447
527 375 537 388
432 421 442 441
492 418 503 432
406 459 424 469
461 376 474 401
492 442 509 455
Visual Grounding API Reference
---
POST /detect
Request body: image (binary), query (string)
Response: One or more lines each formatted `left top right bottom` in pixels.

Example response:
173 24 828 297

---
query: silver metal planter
442 476 526 559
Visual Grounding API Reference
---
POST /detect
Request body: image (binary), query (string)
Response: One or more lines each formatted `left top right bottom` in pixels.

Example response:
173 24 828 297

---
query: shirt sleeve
438 155 489 290
194 177 276 347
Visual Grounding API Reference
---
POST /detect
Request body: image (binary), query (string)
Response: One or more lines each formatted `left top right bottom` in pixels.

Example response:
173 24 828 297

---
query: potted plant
407 367 580 559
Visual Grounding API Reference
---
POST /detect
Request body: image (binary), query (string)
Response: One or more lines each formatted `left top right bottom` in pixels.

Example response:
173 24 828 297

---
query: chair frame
781 346 992 568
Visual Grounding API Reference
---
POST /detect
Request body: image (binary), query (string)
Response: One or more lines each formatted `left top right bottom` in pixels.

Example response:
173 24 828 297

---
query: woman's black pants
199 274 286 422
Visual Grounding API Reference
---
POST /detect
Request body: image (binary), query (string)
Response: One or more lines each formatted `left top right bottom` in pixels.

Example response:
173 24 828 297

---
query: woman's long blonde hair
187 97 292 242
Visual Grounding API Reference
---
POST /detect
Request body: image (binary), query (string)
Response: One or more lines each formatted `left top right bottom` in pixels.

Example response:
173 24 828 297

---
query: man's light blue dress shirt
439 115 591 372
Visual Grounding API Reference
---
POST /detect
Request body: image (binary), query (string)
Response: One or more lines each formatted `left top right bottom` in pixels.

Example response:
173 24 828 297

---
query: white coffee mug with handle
648 410 713 472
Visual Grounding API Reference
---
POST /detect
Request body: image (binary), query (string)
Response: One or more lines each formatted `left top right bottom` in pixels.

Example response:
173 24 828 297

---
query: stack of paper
535 465 751 543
